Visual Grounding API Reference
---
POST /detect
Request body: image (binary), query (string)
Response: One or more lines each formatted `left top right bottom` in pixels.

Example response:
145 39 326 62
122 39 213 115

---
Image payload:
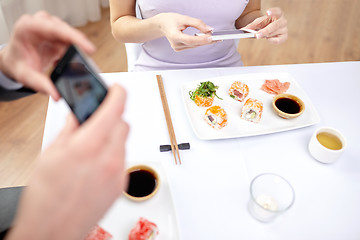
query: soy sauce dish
124 165 160 202
272 93 305 119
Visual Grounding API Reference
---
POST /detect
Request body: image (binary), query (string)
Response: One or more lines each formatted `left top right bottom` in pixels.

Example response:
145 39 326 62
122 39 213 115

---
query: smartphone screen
51 45 107 124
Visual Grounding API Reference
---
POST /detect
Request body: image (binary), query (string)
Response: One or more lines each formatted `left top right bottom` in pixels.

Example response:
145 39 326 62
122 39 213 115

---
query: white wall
0 0 26 44
0 0 107 44
0 7 9 44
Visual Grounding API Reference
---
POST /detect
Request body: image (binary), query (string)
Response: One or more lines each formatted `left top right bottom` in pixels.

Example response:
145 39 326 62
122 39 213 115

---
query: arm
0 87 34 101
109 0 214 51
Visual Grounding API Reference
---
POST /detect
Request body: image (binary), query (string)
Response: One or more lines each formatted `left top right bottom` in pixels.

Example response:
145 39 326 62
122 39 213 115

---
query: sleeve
0 44 23 90
0 71 23 90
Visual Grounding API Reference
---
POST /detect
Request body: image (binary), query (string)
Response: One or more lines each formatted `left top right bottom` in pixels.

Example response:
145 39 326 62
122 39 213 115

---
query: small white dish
99 161 180 239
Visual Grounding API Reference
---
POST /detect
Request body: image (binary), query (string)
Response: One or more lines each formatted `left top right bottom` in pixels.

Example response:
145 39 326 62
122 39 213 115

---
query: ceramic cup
308 127 346 163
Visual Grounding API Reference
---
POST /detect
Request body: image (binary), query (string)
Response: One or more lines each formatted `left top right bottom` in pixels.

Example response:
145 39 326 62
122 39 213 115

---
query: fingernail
206 25 214 32
266 10 271 16
256 33 263 39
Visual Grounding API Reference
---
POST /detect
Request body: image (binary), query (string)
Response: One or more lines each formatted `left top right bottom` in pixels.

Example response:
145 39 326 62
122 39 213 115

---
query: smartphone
50 45 108 124
195 29 257 41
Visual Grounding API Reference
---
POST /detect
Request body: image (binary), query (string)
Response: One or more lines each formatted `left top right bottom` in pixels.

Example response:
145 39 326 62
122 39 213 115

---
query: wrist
152 13 169 37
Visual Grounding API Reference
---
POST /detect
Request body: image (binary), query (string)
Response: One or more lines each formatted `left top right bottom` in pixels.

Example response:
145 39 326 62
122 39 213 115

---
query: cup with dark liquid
124 165 160 201
308 127 346 163
272 93 305 119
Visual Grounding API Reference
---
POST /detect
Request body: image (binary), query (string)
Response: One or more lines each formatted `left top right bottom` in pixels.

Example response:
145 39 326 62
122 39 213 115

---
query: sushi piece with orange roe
241 98 263 123
194 95 214 107
204 106 228 130
189 81 222 107
229 81 249 102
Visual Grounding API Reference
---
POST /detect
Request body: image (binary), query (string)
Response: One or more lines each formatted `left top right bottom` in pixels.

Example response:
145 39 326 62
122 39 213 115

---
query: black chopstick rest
160 143 190 152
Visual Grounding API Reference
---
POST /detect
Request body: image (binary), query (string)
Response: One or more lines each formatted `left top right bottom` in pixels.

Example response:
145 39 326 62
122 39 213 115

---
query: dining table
42 61 360 240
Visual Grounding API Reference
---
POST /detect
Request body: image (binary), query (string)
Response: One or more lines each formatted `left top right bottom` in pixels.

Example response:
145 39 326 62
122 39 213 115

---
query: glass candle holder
248 173 295 222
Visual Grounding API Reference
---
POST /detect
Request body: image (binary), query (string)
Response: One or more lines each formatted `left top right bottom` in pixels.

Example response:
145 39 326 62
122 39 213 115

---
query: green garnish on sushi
189 81 223 101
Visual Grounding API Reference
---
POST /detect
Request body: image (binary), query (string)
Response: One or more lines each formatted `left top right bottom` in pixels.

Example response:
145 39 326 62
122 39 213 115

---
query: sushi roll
204 106 228 130
189 81 222 107
229 81 249 102
85 225 112 240
129 217 159 240
241 98 263 123
194 95 214 107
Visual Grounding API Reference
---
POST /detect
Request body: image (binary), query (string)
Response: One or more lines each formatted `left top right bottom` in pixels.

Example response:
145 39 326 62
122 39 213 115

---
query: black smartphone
51 45 107 124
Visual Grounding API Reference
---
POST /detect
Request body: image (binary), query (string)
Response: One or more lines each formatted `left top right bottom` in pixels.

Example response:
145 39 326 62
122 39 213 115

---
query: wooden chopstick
156 75 181 165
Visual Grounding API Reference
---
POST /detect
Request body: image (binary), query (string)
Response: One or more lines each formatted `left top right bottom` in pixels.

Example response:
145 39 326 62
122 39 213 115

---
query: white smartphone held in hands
195 29 257 41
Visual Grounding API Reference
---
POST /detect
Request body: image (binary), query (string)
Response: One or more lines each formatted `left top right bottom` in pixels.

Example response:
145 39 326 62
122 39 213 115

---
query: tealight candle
256 195 278 211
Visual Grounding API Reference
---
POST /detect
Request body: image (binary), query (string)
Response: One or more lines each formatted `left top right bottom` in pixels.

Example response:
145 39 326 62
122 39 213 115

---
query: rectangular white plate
99 161 180 239
181 72 320 140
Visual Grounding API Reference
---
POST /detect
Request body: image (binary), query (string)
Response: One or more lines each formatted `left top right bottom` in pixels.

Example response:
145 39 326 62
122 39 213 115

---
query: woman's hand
244 7 288 44
156 13 215 51
0 11 95 100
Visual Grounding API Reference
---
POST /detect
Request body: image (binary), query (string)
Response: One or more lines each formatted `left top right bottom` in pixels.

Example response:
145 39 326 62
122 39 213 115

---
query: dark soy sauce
275 98 301 114
126 169 157 198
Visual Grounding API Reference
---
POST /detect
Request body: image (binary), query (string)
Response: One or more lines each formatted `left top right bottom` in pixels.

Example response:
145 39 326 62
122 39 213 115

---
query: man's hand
7 85 129 240
0 11 95 100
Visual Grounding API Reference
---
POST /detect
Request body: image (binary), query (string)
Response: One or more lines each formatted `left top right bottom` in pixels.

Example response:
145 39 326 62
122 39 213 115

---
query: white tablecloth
42 62 360 240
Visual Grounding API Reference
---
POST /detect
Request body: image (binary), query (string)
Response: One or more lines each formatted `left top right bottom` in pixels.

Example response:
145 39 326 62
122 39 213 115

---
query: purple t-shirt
134 0 249 71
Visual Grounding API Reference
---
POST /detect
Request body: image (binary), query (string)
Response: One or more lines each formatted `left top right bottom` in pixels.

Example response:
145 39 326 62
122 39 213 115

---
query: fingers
57 114 79 140
31 11 96 54
108 120 129 195
257 17 287 38
264 24 288 38
266 7 283 19
175 34 213 49
80 84 127 145
101 119 129 181
267 33 288 45
252 7 287 44
19 65 61 100
183 16 213 34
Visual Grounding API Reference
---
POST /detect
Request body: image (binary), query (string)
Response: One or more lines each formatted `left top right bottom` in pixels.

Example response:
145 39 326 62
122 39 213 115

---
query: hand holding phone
195 29 257 41
50 45 108 124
